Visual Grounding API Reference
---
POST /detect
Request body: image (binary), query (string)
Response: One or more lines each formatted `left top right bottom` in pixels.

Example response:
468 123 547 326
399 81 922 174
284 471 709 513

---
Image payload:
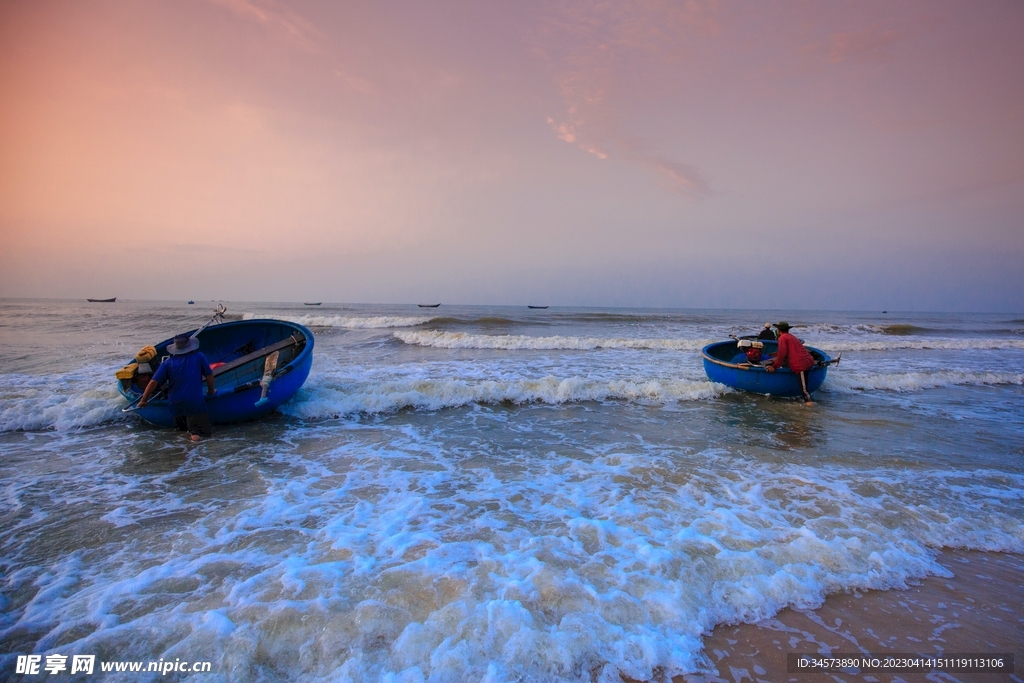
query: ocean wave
397 330 1024 353
826 370 1024 393
550 312 694 323
282 375 727 419
427 316 523 327
789 322 945 337
775 322 1024 339
394 330 710 351
242 313 438 329
0 373 126 432
5 360 1020 432
816 339 1024 352
879 323 929 335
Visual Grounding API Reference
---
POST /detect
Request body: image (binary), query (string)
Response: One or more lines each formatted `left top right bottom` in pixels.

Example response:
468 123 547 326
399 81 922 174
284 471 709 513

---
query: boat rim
701 340 830 371
117 318 314 403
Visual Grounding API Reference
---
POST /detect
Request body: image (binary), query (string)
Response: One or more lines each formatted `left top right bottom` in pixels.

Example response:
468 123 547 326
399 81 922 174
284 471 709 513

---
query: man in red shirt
765 321 816 405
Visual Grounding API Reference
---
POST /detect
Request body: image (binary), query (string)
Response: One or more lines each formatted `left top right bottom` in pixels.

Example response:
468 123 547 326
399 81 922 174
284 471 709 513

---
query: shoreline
676 550 1024 683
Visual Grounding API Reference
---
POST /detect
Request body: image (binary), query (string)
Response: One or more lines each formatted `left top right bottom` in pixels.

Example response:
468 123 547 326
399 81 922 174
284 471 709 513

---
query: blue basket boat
119 319 314 427
702 339 836 398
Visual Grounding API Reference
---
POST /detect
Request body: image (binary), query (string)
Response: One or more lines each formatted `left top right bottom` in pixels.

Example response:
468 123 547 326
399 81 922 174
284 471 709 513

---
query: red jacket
773 332 815 373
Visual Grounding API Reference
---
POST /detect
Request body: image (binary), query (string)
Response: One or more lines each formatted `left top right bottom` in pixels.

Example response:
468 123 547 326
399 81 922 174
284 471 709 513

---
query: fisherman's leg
798 371 812 404
186 413 212 440
173 415 189 431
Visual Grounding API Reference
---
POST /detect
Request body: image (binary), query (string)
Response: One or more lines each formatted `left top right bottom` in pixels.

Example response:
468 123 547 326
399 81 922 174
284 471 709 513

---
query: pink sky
2 0 1022 310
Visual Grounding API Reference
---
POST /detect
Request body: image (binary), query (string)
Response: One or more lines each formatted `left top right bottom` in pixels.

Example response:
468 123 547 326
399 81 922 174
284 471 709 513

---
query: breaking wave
6 361 1023 432
394 331 710 351
282 375 727 419
879 324 929 335
0 372 126 432
825 370 1024 393
242 313 438 329
397 331 1024 353
815 339 1024 352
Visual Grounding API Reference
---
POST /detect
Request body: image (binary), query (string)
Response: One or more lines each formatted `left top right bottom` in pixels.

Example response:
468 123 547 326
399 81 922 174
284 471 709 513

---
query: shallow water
1 299 1022 681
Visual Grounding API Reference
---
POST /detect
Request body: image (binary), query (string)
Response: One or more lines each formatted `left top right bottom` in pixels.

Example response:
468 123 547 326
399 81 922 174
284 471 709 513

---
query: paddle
254 351 279 407
816 352 841 367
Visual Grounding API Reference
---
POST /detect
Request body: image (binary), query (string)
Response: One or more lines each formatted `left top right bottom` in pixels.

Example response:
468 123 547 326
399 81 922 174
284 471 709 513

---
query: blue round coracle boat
118 318 314 427
702 339 836 398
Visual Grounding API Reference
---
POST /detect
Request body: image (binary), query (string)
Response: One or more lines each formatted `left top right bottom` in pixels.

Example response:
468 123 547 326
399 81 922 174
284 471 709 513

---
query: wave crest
0 373 125 432
394 331 709 351
282 375 727 419
826 370 1024 393
817 339 1024 352
242 313 438 329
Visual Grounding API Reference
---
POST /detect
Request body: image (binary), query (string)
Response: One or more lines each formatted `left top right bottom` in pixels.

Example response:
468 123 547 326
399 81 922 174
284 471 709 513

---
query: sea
1 299 1022 682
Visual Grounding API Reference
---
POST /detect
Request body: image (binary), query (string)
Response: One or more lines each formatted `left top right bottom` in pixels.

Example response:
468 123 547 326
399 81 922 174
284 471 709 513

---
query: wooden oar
254 351 279 407
211 334 302 378
815 352 839 368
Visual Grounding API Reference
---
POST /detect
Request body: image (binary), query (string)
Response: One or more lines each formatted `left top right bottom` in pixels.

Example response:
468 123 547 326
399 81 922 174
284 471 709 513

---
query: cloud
334 69 376 96
646 156 710 198
804 27 899 64
616 135 710 198
535 0 714 197
206 0 320 51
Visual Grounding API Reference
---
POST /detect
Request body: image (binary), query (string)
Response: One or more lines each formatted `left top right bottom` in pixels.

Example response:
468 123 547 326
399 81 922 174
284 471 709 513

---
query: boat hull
702 340 830 397
119 319 314 427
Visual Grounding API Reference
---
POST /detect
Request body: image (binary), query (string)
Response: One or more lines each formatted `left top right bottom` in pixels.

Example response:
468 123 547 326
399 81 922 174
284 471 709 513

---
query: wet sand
679 551 1024 683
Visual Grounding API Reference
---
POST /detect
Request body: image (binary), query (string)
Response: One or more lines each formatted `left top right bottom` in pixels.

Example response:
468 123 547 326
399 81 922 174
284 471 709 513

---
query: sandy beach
681 551 1024 683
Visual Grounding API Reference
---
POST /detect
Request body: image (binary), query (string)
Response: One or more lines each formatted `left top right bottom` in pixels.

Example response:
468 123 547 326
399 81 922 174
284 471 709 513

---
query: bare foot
190 434 201 442
804 401 813 406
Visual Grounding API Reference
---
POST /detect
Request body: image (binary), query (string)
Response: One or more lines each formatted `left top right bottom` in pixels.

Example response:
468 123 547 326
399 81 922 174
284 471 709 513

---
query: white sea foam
4 445 1022 682
242 313 439 329
0 373 125 432
816 338 1024 352
7 363 1019 432
791 323 926 336
395 330 1024 353
395 330 710 351
825 370 1024 393
281 375 728 419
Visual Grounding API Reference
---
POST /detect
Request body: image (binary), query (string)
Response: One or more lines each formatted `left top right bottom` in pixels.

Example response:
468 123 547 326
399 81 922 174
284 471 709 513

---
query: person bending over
765 321 815 405
139 333 216 441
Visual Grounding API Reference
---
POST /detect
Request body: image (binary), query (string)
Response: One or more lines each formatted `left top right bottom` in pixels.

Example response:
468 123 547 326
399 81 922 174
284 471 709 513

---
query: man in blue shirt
139 333 216 441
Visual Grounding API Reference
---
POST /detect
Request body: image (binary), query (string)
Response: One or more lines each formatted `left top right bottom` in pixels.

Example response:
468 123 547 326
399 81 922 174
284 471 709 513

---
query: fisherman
138 333 216 441
765 321 815 405
757 323 776 341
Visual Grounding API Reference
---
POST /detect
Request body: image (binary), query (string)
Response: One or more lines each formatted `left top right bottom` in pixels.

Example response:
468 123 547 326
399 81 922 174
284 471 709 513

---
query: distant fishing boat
87 297 116 303
702 339 838 398
418 304 441 308
119 316 314 427
527 305 549 309
304 302 322 306
188 301 194 304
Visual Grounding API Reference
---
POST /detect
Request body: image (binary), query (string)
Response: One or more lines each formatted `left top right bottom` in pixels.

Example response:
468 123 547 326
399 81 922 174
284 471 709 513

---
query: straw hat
167 333 199 355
